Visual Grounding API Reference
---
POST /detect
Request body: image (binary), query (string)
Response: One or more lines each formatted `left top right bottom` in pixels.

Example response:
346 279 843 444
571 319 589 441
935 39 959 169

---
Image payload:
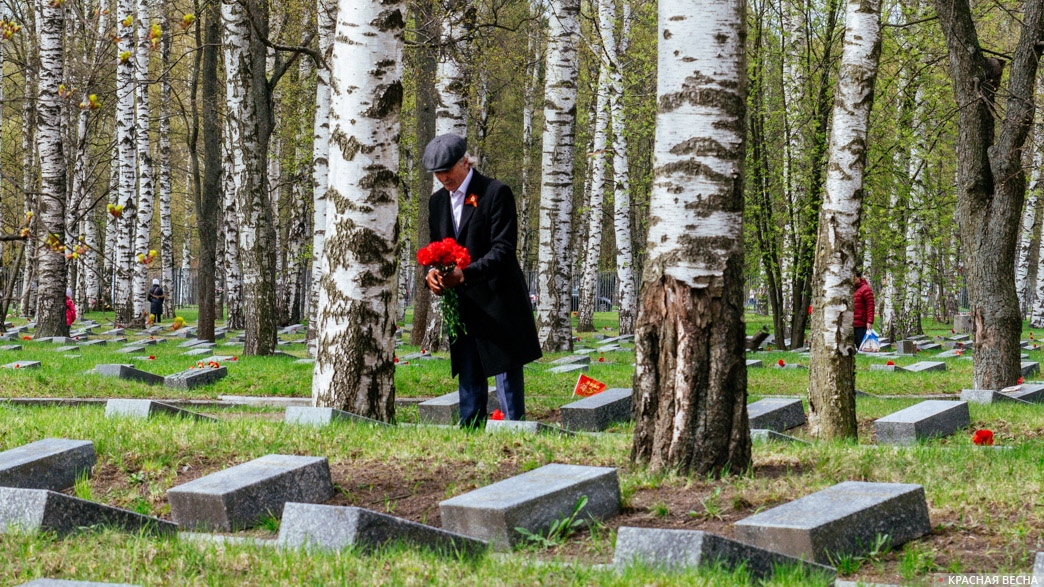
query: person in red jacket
64 288 76 327
853 270 875 348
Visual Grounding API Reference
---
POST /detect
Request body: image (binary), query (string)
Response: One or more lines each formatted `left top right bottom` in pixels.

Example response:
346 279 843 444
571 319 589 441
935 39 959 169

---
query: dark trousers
455 334 525 428
150 305 163 323
855 326 867 349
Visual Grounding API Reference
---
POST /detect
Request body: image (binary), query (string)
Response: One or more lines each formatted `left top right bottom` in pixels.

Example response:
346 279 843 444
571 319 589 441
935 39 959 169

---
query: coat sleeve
461 183 517 286
866 287 876 325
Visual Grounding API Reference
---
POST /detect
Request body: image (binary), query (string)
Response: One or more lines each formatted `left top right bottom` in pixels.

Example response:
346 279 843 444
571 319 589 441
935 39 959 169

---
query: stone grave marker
202 356 236 363
277 503 486 556
294 358 315 365
0 345 21 351
0 439 95 491
596 344 622 353
750 429 808 444
1034 552 1044 583
874 400 969 445
284 407 390 427
734 481 930 564
775 363 807 370
954 314 973 333
548 363 589 374
960 389 1029 405
49 337 76 344
549 355 590 366
167 454 333 531
0 487 176 536
560 388 631 432
116 345 146 355
747 398 805 432
917 343 941 351
183 348 214 357
164 366 227 390
3 361 40 369
935 349 963 359
1002 383 1044 403
94 364 163 386
418 392 499 425
869 364 898 372
612 527 834 581
948 334 971 342
177 338 207 348
105 399 215 421
54 346 78 353
746 359 763 368
77 340 106 347
439 463 620 551
896 340 917 355
903 361 946 373
1022 362 1041 377
101 328 124 336
485 419 573 436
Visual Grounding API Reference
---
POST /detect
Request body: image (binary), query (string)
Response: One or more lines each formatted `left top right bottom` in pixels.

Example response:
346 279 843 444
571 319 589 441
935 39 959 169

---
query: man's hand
441 267 465 289
425 268 444 296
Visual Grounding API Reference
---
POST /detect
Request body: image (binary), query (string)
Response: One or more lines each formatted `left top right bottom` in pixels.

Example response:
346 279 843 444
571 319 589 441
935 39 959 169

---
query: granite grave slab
960 389 1029 405
549 355 591 366
560 388 632 432
902 361 946 373
0 487 175 536
3 361 40 369
747 398 805 432
94 364 163 386
746 360 763 368
278 503 486 556
284 407 390 427
612 527 834 580
105 400 215 421
164 366 227 390
1022 362 1041 377
0 439 95 491
484 419 573 436
439 463 619 551
874 400 969 445
167 454 334 531
1002 383 1044 403
733 481 930 564
16 580 141 586
417 392 499 425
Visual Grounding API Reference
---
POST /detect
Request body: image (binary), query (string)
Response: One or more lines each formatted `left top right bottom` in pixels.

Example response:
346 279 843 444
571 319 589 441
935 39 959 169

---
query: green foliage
515 495 589 549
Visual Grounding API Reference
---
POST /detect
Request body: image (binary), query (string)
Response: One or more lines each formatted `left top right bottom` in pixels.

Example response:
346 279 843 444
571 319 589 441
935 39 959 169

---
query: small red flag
573 373 607 397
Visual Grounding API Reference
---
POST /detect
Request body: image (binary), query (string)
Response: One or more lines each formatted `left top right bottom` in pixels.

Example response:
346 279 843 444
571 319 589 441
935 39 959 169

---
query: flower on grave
572 311 577 317
1018 377 1025 385
576 337 581 342
401 361 409 365
490 409 504 421
972 429 994 446
147 355 155 360
207 361 219 368
14 364 19 368
955 349 963 356
598 356 605 363
951 329 955 333
232 356 238 361
196 361 205 369
777 359 785 367
887 361 895 366
394 357 399 363
21 336 29 341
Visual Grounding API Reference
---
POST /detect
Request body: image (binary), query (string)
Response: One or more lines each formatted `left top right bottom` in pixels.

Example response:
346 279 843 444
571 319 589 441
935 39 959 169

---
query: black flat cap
423 134 467 172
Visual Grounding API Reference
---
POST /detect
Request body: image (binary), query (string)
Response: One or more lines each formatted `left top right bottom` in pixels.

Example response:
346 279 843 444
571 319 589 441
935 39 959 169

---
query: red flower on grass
147 355 155 360
598 356 605 363
21 336 29 341
1018 377 1025 385
394 357 399 364
951 329 955 334
778 359 785 367
490 409 504 421
972 430 994 446
887 361 895 366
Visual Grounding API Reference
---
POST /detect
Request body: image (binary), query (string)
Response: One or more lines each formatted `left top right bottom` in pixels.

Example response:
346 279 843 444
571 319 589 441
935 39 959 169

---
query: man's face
434 158 470 193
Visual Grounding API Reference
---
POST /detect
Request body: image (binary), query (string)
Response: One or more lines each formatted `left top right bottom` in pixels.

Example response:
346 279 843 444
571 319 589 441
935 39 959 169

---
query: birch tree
130 0 156 320
807 0 883 440
518 5 542 271
223 121 244 329
933 0 1044 390
34 0 68 337
159 8 175 318
1016 116 1043 315
307 0 335 354
312 0 403 420
535 0 580 351
114 0 138 324
608 0 635 334
576 59 610 333
631 0 749 475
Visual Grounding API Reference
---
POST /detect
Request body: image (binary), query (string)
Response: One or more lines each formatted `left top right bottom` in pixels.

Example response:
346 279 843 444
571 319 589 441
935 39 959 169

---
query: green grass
1 308 1043 584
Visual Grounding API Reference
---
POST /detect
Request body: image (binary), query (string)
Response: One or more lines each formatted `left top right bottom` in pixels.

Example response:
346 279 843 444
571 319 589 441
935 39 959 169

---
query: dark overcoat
427 171 542 377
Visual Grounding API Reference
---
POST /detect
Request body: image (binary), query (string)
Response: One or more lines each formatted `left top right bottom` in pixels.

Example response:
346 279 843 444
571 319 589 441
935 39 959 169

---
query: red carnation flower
887 361 894 366
972 429 994 446
1018 377 1025 385
778 359 785 367
598 356 605 363
490 409 504 421
148 355 155 360
394 357 399 363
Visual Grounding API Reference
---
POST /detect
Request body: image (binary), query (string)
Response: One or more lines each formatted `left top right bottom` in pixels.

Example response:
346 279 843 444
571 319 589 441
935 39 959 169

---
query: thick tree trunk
932 0 1044 390
312 0 403 421
808 0 882 440
196 0 221 340
34 0 68 338
631 0 750 476
536 0 580 352
307 0 336 354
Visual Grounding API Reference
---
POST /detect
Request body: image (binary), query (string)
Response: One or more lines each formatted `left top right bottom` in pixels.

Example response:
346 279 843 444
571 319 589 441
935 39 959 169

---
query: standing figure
422 134 542 428
147 278 165 323
65 288 76 327
854 269 875 347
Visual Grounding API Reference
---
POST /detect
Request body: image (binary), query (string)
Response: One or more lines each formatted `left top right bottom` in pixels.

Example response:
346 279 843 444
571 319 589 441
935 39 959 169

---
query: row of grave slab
1 436 951 585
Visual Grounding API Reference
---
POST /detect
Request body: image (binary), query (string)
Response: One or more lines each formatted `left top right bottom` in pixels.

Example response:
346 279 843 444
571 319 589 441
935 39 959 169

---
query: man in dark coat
422 134 542 428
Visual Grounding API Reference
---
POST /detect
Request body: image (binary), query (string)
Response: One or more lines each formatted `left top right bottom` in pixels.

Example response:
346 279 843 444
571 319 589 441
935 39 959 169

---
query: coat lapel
455 172 485 240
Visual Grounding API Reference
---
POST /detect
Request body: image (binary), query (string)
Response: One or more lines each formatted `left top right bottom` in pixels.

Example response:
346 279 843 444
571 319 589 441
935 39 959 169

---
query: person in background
65 288 76 327
854 269 875 348
147 278 165 323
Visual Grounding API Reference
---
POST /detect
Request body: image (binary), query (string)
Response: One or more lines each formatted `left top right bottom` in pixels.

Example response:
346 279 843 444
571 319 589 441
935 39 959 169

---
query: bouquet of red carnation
417 237 471 341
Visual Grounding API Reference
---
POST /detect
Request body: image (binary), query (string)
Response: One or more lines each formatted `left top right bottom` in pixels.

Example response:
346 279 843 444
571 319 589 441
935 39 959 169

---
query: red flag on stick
573 373 607 397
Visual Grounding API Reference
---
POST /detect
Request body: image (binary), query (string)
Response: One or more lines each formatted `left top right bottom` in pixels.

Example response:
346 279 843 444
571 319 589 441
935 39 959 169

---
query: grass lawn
0 308 1042 585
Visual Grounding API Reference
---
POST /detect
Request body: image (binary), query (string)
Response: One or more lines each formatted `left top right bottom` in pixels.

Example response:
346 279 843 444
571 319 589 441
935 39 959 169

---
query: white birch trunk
1016 116 1043 315
179 239 190 307
807 0 882 439
779 0 806 311
631 0 749 473
518 11 541 271
536 0 580 351
19 31 37 318
114 0 138 323
312 0 403 420
577 50 610 333
34 0 68 337
159 8 174 318
609 0 635 334
900 86 926 336
222 118 244 329
130 0 155 320
307 0 336 355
